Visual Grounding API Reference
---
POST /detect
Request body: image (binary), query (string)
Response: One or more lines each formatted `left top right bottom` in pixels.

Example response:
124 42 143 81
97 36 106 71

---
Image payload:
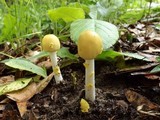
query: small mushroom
78 30 103 102
42 34 63 84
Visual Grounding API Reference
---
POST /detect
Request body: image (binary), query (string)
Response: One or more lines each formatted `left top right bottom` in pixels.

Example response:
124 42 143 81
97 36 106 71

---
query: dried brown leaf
149 38 160 47
145 74 160 80
125 89 159 111
26 50 40 63
0 75 15 86
17 101 27 117
37 60 52 69
137 51 158 62
36 72 54 93
118 63 159 74
7 82 37 102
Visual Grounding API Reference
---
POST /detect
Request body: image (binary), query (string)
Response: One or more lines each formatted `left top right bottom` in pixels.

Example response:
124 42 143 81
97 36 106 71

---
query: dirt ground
2 61 160 120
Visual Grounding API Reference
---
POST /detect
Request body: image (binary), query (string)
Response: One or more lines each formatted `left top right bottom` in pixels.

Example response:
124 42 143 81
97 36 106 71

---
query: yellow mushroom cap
78 30 103 60
41 34 60 52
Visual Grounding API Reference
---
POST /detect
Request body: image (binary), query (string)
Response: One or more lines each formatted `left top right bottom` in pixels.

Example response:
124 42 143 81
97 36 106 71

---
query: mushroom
78 30 103 102
41 34 63 84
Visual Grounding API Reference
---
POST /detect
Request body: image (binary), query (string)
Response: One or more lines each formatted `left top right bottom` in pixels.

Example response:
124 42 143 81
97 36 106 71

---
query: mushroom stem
50 52 63 84
84 59 95 102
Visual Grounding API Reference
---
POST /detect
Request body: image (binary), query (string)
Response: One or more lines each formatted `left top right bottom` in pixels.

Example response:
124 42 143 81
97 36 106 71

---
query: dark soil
3 61 160 120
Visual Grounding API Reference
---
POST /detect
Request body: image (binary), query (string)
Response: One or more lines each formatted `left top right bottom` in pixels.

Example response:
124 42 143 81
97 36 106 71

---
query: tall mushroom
78 30 103 102
41 34 63 84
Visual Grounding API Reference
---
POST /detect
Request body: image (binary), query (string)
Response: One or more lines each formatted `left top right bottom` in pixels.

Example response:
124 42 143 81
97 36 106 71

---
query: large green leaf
70 19 119 50
0 78 32 95
119 10 144 24
96 50 122 61
2 58 47 77
48 7 85 23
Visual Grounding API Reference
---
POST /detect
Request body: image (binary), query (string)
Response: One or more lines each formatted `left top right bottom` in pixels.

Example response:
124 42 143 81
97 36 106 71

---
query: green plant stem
21 31 42 38
59 24 70 34
2 0 9 10
11 42 17 50
53 22 58 36
0 52 15 59
58 34 70 39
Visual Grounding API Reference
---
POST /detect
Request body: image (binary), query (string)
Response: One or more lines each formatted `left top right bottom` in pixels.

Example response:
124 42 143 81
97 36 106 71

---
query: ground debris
125 89 160 110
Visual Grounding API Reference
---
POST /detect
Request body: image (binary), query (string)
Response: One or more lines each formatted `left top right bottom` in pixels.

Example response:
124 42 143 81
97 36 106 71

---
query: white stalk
84 59 95 102
50 52 63 84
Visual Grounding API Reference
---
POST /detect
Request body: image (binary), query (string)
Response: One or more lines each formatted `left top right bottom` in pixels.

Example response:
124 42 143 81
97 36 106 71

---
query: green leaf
2 58 47 77
155 24 160 30
119 10 144 24
89 0 123 20
0 78 32 95
121 52 150 61
60 59 79 68
156 56 160 62
96 50 122 61
68 2 90 14
48 7 85 23
57 47 78 60
150 65 160 73
96 50 125 68
70 19 119 50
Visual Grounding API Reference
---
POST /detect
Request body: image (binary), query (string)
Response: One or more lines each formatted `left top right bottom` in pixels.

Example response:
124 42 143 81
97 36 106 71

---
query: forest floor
1 18 160 120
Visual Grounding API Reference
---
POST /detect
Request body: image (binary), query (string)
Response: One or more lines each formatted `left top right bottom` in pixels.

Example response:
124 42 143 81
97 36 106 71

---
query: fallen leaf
151 37 160 43
0 78 32 95
125 89 159 111
26 50 40 63
145 74 160 80
146 25 156 38
6 72 54 117
7 82 37 102
137 51 158 62
0 75 15 85
137 104 160 117
0 98 12 118
117 63 159 75
7 83 37 117
37 60 52 69
36 72 54 93
143 47 160 54
16 101 27 117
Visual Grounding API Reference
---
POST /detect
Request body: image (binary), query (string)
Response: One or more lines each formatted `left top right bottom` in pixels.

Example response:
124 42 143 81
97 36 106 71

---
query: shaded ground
2 61 160 120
